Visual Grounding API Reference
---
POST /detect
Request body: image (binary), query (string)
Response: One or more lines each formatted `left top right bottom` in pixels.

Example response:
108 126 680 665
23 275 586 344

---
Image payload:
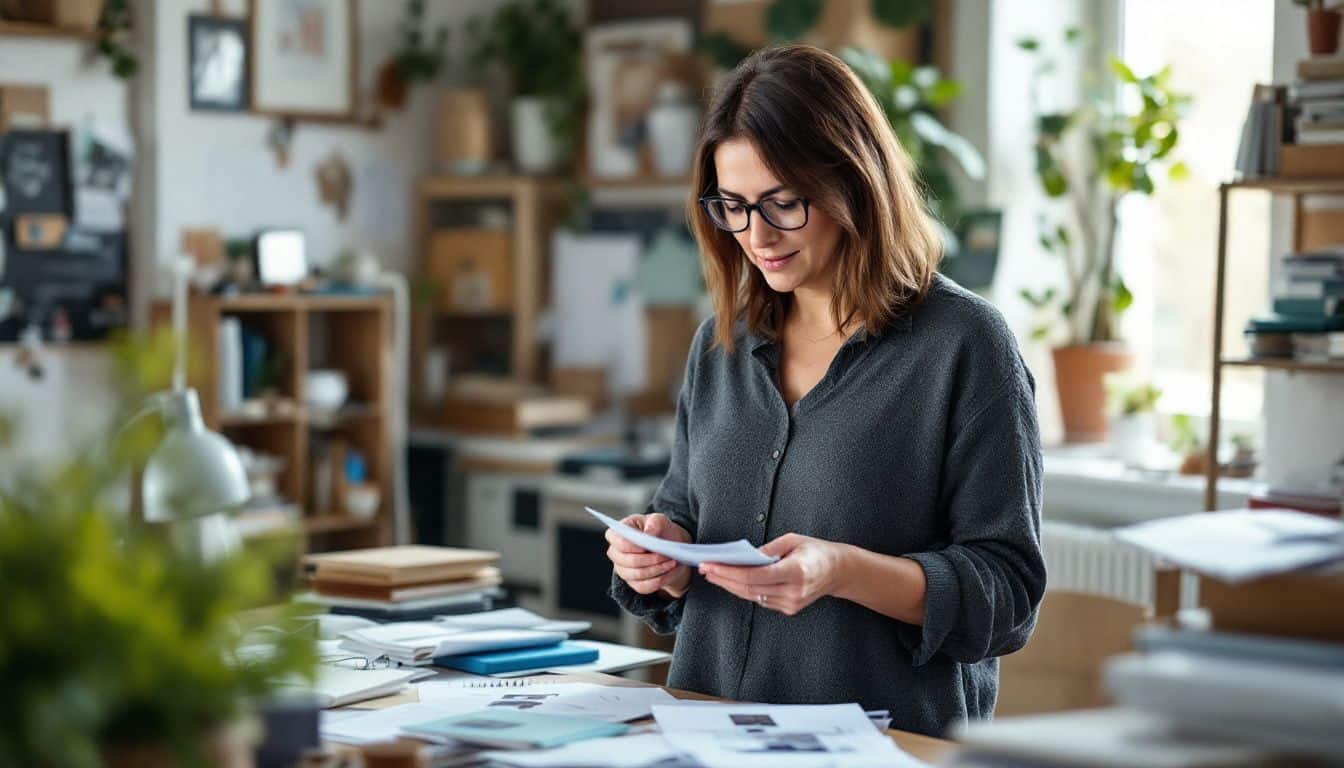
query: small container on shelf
1243 329 1294 358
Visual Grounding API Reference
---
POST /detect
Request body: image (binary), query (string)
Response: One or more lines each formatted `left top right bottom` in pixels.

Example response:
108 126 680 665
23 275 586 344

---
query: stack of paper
337 608 591 667
277 666 421 708
651 703 920 768
301 545 504 614
1114 508 1344 582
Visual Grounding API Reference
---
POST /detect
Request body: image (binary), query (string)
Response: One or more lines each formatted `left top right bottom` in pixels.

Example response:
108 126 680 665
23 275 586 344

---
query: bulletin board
0 128 131 342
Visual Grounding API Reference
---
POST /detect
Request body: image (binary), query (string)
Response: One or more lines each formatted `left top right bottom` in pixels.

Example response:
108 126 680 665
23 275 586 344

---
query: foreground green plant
0 330 316 767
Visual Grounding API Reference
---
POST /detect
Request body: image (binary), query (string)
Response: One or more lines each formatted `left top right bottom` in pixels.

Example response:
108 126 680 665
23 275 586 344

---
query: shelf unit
154 291 394 550
412 175 573 394
0 19 98 39
1205 177 1344 511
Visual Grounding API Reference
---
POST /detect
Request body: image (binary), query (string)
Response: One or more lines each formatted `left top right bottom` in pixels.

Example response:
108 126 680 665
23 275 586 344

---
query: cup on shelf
343 482 380 521
305 369 348 412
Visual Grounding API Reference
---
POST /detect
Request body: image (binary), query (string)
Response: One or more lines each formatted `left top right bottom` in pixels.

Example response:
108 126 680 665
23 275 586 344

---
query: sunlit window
1117 0 1274 427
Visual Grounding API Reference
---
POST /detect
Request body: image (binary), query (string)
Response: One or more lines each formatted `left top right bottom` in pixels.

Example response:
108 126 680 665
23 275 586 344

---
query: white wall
151 0 510 280
0 25 133 455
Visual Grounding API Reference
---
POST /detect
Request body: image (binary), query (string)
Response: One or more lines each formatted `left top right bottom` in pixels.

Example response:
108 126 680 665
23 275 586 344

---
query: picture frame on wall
188 15 249 112
249 0 357 121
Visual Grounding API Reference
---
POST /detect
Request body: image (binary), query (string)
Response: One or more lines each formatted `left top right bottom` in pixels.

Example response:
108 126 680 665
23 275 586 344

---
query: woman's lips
759 251 798 272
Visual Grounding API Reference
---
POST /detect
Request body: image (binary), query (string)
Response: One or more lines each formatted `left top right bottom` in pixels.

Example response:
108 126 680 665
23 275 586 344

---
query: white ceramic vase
1110 411 1157 467
511 96 562 174
647 82 700 177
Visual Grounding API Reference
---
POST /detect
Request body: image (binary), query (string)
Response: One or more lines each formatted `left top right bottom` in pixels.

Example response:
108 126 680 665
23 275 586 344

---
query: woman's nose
747 211 779 249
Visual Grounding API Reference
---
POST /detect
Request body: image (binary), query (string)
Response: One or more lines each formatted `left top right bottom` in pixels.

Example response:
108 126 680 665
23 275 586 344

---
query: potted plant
1296 0 1342 56
466 0 585 174
0 331 316 767
377 0 450 111
1017 28 1191 442
1104 373 1161 467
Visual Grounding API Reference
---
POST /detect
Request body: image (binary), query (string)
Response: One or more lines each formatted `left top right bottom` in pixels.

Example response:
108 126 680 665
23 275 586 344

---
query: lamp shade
141 389 249 523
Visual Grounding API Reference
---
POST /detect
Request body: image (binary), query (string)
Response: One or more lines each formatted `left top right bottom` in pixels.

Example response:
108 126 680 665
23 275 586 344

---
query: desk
336 670 957 765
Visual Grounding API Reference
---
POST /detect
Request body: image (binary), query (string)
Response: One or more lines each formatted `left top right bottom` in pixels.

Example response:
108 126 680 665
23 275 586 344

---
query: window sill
1044 444 1253 527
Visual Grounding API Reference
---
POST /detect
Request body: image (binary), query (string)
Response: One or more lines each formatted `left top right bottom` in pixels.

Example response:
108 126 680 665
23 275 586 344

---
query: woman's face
711 138 843 297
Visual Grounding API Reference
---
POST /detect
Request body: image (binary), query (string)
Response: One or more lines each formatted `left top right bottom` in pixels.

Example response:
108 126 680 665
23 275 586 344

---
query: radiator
1042 520 1156 608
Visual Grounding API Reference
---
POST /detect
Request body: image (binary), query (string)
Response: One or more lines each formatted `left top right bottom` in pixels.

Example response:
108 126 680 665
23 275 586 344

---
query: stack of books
301 545 504 619
337 608 592 668
1293 55 1344 146
951 510 1344 766
1245 247 1344 358
1233 84 1283 179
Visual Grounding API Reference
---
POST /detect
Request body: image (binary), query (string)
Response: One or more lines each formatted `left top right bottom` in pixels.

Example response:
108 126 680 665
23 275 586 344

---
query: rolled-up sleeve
607 321 708 635
899 367 1046 667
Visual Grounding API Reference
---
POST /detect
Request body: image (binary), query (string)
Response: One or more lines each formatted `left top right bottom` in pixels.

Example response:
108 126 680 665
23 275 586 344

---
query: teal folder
434 640 599 674
402 709 627 749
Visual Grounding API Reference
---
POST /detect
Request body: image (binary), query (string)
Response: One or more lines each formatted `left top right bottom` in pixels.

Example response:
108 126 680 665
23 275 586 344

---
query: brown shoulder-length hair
688 44 943 351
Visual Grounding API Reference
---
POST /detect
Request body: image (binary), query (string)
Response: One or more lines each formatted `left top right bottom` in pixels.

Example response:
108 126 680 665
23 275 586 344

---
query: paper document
587 507 779 567
481 732 682 768
416 680 679 723
652 702 922 768
1114 508 1344 582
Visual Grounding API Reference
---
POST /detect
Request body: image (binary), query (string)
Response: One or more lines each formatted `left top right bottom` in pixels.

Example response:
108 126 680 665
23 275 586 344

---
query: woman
605 44 1045 737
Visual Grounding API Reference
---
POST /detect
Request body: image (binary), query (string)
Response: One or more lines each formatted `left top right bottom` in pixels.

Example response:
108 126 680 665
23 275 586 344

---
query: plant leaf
765 0 823 41
909 112 986 178
871 0 932 27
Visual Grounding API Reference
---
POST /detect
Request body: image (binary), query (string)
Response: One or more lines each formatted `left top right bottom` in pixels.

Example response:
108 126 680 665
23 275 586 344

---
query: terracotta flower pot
1309 8 1342 56
1052 343 1134 443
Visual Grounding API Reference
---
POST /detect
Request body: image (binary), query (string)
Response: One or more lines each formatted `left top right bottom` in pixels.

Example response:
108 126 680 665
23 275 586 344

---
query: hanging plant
377 0 450 110
96 0 138 79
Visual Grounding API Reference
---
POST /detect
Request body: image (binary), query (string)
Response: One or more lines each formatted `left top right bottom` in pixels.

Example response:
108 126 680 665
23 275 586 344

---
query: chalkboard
2 129 72 216
0 129 129 343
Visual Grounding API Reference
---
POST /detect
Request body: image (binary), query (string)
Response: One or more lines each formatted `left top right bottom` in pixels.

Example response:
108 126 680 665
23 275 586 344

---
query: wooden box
1200 570 1344 644
426 229 513 313
1279 143 1344 178
0 84 49 132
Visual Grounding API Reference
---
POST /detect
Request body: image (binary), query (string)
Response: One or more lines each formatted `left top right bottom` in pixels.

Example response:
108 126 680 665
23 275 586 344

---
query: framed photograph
584 19 695 179
189 15 249 112
249 0 357 121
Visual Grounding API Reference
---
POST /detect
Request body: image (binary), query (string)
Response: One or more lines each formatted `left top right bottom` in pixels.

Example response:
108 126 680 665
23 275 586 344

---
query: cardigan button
756 513 766 522
770 449 781 459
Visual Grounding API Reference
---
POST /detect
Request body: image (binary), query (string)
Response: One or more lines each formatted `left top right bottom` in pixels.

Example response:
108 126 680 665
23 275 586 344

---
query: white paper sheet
587 507 778 567
1115 508 1344 582
652 703 920 768
415 681 678 723
482 732 683 767
321 702 471 745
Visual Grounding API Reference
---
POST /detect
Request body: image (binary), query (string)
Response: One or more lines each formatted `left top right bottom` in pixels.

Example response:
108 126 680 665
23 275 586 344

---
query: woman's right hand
606 513 692 599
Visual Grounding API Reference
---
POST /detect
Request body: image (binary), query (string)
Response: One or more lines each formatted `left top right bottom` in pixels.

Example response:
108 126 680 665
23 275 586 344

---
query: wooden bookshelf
153 291 394 551
0 19 98 40
1207 180 1344 511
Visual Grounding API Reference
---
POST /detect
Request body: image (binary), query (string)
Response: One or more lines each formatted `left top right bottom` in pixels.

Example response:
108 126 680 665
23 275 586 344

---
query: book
1294 129 1344 145
434 640 600 674
1272 296 1342 317
284 666 420 708
1298 56 1344 81
402 710 628 749
303 545 501 587
1276 277 1344 299
1290 78 1344 100
313 566 502 602
1246 312 1344 333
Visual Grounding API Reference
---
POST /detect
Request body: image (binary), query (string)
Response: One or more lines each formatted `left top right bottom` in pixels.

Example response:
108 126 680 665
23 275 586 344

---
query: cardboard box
996 592 1147 717
0 84 50 132
1199 570 1344 644
426 229 513 312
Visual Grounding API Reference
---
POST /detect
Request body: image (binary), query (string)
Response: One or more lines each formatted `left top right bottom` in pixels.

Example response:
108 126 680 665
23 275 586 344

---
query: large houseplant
1017 28 1190 442
0 331 316 768
466 0 585 174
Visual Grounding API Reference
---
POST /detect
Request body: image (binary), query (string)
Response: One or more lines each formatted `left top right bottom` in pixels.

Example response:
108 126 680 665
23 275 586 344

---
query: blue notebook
435 640 599 674
402 709 627 748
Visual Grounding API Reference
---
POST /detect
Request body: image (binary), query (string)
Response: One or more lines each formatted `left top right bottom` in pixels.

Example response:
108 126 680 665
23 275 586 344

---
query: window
1117 1 1275 428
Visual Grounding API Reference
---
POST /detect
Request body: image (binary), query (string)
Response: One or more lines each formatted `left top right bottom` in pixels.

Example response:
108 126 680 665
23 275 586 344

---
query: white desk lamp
137 258 249 560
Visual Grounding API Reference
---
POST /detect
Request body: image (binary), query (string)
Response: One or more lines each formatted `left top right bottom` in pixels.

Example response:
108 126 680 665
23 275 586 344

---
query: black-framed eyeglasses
698 194 810 233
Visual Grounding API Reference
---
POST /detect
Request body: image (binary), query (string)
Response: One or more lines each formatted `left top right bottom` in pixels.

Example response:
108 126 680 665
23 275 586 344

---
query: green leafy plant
841 47 985 227
1104 373 1161 417
1167 412 1202 456
0 330 316 767
395 0 450 84
466 0 586 160
1017 28 1191 345
96 0 138 79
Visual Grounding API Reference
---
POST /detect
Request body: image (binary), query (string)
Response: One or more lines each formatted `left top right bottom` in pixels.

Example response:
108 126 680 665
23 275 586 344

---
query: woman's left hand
699 533 851 616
